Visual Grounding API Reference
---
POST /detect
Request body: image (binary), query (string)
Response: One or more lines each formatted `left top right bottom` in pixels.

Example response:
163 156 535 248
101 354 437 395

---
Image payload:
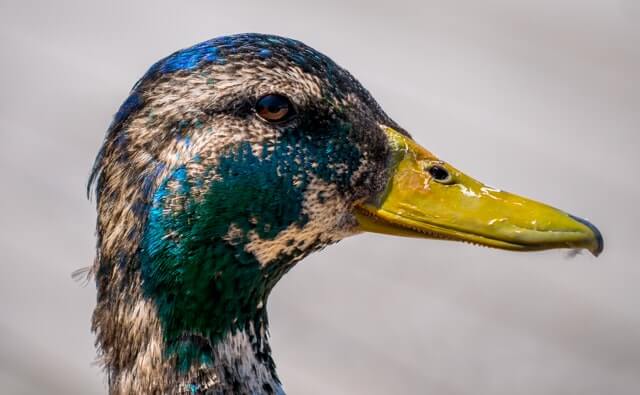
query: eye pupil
428 165 450 182
256 94 294 122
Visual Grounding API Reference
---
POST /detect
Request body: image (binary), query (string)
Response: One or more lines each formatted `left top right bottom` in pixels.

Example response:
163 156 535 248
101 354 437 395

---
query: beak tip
569 215 604 257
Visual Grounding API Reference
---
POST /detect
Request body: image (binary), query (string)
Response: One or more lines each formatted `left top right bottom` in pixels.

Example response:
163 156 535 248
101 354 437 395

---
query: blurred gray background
1 0 639 394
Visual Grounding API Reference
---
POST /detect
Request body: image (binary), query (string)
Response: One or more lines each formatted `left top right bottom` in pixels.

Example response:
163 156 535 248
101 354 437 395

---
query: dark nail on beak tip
569 215 604 257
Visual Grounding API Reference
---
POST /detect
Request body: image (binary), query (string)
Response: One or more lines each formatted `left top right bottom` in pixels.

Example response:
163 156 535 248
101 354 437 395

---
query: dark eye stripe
256 94 295 122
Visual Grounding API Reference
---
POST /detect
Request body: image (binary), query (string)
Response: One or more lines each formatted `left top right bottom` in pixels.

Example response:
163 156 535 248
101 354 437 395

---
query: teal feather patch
141 124 362 370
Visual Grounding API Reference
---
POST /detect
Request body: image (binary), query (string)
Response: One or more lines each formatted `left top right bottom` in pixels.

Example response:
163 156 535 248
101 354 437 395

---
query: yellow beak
355 127 603 256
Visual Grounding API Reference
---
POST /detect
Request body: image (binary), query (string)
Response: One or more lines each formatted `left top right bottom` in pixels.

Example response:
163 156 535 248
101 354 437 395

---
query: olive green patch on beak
355 127 604 256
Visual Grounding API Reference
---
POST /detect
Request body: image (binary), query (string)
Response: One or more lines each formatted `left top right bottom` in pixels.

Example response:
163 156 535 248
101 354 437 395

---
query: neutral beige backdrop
1 0 638 394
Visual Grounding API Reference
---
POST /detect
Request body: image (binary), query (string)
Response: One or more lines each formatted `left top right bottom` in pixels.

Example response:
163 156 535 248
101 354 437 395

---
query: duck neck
99 265 285 394
133 241 291 394
170 317 283 394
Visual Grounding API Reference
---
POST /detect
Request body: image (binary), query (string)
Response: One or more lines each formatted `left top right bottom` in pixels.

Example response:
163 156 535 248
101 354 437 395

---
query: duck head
89 33 602 394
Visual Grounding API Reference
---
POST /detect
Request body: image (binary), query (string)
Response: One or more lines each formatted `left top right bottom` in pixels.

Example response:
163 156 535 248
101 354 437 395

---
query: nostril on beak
569 214 604 257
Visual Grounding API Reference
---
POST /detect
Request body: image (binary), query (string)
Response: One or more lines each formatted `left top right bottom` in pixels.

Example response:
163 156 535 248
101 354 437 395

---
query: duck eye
427 164 452 183
255 94 294 122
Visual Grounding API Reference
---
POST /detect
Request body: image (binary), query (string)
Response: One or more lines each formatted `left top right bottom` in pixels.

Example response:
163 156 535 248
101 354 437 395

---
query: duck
88 33 603 394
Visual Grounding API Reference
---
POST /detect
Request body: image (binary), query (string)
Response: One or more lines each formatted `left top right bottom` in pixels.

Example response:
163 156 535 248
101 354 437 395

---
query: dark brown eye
255 94 295 122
